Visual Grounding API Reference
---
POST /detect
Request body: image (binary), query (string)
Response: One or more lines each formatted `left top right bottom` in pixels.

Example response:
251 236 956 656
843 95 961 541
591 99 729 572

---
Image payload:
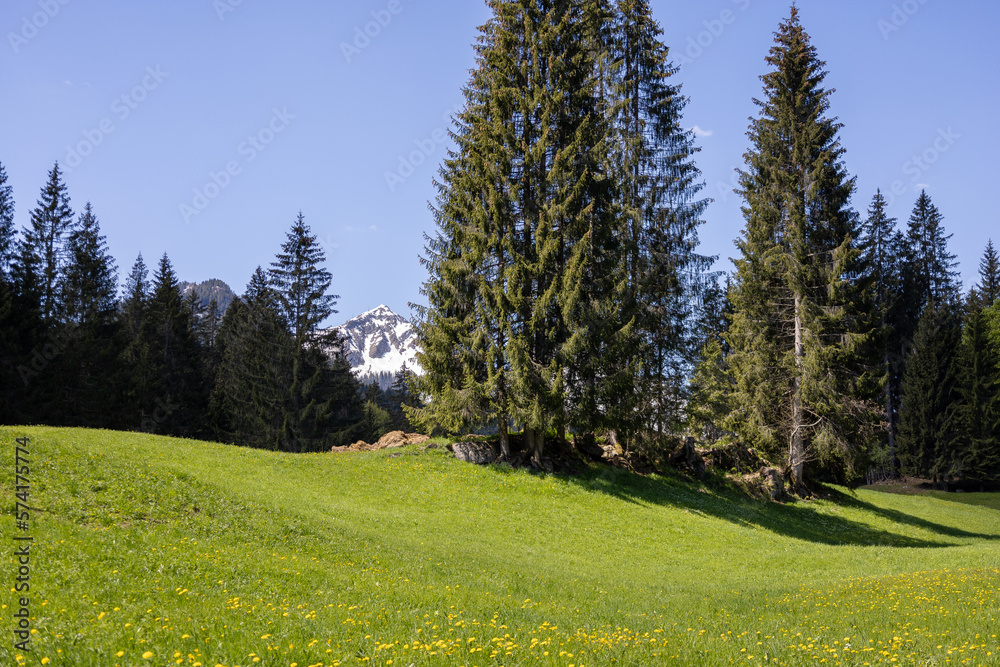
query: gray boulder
453 440 500 465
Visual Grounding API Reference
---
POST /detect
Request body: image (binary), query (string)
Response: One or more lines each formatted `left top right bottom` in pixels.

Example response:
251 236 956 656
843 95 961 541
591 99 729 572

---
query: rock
668 436 706 480
452 440 500 465
575 433 605 460
706 442 763 473
331 432 429 453
375 431 409 448
760 467 787 501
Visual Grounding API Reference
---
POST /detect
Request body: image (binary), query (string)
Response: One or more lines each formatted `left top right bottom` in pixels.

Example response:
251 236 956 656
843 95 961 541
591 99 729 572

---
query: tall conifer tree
414 0 611 461
898 303 962 485
971 240 999 308
25 163 74 323
269 213 354 451
859 190 904 471
146 254 206 435
601 0 712 440
118 254 156 428
0 162 16 422
60 202 120 425
948 306 1000 485
0 162 14 279
211 268 292 449
903 191 960 308
725 8 879 488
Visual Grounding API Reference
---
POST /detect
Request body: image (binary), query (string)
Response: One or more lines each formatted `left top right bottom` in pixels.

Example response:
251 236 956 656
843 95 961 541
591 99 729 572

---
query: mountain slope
179 278 237 312
326 304 420 388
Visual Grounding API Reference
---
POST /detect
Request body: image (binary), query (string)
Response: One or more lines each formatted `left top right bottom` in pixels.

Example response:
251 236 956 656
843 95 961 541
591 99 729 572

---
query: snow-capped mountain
327 305 421 389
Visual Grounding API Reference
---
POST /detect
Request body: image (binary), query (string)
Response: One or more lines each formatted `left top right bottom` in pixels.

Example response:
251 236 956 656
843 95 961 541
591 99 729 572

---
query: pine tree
0 161 14 280
59 202 120 425
358 398 392 444
948 306 1000 486
210 268 291 450
143 254 207 435
269 214 354 451
415 0 623 462
971 240 999 308
63 203 118 325
859 190 904 472
0 162 16 422
897 303 962 486
25 163 74 323
388 363 417 432
903 190 960 308
269 212 338 346
603 0 712 442
685 275 732 443
117 254 157 429
724 8 880 488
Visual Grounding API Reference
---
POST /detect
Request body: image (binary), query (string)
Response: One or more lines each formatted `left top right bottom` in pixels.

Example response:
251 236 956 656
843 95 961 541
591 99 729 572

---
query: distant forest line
1 2 998 492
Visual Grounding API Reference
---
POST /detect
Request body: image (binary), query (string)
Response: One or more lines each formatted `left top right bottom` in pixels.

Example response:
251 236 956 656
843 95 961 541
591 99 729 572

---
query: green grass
2 426 998 667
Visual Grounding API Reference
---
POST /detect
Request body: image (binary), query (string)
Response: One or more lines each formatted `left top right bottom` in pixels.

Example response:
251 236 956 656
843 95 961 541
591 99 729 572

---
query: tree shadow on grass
552 464 995 549
826 486 1000 541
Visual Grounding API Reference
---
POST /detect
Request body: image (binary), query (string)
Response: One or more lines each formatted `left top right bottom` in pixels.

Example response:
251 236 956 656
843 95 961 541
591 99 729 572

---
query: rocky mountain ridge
324 305 421 389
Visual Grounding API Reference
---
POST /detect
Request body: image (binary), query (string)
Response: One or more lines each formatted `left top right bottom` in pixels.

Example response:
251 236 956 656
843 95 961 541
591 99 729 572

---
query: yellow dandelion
143 651 154 659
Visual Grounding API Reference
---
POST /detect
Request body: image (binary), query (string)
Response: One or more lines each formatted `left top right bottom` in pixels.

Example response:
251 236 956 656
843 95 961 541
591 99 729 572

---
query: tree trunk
498 412 510 459
790 295 805 489
885 352 896 473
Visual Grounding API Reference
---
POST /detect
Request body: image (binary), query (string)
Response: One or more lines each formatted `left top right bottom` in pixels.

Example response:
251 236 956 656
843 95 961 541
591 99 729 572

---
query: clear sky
2 0 997 326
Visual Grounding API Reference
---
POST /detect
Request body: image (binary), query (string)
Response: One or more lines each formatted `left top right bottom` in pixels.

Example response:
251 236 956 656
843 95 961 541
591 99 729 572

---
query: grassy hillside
2 427 998 666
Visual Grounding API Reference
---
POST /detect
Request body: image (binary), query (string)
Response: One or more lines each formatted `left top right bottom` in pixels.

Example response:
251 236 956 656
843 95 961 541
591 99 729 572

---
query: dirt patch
331 431 430 453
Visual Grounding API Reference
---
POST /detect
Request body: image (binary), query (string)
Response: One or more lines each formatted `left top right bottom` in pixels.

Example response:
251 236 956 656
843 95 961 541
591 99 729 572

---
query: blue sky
1 0 997 326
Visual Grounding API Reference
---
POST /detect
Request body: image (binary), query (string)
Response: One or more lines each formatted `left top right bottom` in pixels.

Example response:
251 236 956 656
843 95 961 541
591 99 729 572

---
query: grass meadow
1 426 998 666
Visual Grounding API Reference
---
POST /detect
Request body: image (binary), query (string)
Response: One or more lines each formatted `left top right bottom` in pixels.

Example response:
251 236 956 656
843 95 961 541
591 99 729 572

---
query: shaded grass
1 426 999 666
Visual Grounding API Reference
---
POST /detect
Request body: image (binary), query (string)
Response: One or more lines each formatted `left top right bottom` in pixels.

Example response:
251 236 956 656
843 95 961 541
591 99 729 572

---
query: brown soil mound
331 431 430 453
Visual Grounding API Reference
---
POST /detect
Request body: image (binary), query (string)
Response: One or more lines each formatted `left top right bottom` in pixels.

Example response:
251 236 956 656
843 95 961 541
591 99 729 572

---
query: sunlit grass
2 426 998 666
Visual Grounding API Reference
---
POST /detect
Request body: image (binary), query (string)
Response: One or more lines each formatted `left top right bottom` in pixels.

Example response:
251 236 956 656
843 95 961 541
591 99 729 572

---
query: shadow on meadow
545 463 998 549
823 486 1000 542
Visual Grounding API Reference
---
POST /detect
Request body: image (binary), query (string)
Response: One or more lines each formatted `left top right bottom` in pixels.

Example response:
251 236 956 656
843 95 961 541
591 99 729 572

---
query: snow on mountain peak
323 305 421 389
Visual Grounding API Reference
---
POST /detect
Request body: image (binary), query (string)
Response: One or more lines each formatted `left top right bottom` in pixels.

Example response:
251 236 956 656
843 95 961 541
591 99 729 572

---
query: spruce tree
603 0 712 441
63 203 118 325
0 161 14 280
0 162 16 422
269 212 338 346
118 254 157 429
25 162 74 323
903 190 960 308
725 8 880 488
269 214 355 451
210 268 291 450
145 254 207 436
59 202 120 425
948 306 1000 486
415 0 623 461
897 303 962 486
972 240 999 308
859 190 904 471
